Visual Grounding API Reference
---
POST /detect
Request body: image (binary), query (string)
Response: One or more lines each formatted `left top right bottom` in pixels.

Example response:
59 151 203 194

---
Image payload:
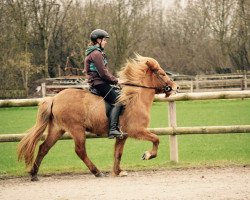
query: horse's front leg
134 130 160 160
113 137 127 176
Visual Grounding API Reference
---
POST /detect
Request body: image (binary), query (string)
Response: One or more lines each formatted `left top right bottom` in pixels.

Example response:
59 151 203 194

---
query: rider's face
101 38 107 48
97 38 107 48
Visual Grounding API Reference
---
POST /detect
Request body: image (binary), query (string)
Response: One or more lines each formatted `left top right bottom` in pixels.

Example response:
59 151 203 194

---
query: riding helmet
90 29 110 42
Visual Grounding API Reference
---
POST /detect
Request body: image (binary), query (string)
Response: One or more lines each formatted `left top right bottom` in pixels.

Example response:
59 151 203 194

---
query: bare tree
7 52 42 93
0 0 32 96
29 0 73 77
105 0 150 72
1 0 250 98
228 0 250 71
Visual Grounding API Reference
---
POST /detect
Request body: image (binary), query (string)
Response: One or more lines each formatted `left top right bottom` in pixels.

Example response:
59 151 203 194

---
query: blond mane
118 54 159 105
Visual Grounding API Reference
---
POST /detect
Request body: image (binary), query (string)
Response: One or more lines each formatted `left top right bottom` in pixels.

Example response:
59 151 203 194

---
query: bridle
120 65 173 93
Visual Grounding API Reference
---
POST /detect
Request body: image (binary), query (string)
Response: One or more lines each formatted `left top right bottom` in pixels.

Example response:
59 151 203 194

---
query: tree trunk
44 41 50 77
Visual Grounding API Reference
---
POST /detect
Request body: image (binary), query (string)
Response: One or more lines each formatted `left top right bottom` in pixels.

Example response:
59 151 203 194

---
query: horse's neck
122 88 155 112
121 88 155 131
137 89 155 111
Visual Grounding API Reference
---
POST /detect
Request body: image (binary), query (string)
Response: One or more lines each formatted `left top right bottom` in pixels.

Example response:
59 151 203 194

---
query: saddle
89 86 121 96
89 87 102 96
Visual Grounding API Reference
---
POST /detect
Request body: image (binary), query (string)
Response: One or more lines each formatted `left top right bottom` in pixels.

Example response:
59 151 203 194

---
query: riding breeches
93 83 120 104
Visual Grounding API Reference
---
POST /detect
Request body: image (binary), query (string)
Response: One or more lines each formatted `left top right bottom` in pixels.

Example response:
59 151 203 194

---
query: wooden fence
175 74 249 93
1 90 250 162
41 77 88 97
155 91 250 162
39 73 250 96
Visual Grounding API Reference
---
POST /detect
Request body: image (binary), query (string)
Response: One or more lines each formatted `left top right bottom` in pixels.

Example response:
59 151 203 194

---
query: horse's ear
146 60 157 71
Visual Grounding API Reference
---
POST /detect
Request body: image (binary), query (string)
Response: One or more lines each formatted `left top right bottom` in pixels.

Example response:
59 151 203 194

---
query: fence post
195 76 199 92
168 101 178 162
244 74 247 90
57 64 61 77
190 80 194 93
41 83 46 97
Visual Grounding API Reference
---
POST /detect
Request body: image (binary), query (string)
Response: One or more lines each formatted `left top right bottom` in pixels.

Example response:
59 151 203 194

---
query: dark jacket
84 46 118 86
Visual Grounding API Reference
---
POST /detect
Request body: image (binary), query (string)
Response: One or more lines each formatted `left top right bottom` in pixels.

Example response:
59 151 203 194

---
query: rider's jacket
84 45 118 86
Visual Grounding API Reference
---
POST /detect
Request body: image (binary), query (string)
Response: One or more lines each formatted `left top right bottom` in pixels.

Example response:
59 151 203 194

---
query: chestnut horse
17 55 178 181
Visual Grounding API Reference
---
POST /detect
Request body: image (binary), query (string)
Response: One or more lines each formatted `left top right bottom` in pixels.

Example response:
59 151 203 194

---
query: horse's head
119 55 179 99
145 58 179 97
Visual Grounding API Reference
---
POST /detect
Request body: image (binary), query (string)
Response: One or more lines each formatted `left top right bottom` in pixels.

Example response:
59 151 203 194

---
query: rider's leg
93 83 125 139
108 103 123 139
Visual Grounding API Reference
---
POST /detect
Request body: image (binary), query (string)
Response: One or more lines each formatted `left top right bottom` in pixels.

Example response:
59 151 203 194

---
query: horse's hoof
95 172 106 178
141 151 151 160
119 171 128 177
31 176 39 181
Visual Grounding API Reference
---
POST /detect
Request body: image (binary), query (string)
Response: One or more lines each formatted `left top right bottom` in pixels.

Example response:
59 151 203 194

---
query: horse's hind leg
70 127 103 177
113 137 127 176
30 122 64 181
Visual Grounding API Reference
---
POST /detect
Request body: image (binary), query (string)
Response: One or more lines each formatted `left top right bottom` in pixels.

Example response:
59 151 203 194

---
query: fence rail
173 73 250 93
38 73 250 96
1 125 250 143
155 90 250 101
41 79 249 96
0 98 41 107
175 78 249 93
1 90 250 107
1 90 250 163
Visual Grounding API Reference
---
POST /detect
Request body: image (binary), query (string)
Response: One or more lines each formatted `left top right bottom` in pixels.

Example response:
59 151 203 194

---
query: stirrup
108 129 127 139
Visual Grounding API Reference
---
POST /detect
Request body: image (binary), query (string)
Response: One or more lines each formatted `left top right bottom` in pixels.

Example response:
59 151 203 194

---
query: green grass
0 107 37 134
0 99 250 177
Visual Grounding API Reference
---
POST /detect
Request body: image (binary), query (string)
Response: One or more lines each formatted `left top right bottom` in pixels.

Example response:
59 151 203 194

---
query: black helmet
90 29 109 42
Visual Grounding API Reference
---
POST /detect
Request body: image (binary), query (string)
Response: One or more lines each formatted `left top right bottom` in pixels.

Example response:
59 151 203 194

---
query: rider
84 29 125 139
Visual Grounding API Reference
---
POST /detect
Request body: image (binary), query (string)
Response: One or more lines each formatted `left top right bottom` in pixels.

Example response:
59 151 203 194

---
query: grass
0 106 37 134
0 99 250 177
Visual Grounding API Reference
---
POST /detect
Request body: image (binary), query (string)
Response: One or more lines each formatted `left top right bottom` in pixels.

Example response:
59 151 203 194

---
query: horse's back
51 88 109 135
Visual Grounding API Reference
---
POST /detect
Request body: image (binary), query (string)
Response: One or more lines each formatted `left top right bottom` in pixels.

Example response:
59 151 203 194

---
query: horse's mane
118 54 156 105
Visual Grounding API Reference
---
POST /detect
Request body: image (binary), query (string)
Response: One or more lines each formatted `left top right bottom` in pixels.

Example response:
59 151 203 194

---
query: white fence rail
1 90 250 163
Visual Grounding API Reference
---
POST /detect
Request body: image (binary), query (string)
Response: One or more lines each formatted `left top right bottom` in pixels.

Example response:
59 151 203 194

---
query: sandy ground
0 166 249 200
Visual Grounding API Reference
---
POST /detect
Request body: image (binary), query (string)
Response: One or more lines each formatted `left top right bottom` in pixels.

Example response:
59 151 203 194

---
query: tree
105 0 151 72
29 0 73 77
228 0 250 71
7 52 42 93
1 0 250 98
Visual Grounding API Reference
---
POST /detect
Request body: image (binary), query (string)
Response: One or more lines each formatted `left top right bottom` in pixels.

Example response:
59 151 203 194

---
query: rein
120 83 172 92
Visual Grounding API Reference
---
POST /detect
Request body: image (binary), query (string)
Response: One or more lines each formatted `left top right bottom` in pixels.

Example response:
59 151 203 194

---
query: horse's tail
17 97 53 168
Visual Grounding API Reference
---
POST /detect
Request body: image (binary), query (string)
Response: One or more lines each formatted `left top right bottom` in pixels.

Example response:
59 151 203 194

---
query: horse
17 55 178 181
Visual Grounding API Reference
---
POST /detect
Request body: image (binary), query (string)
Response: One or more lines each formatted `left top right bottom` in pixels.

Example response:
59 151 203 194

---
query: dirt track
0 166 249 200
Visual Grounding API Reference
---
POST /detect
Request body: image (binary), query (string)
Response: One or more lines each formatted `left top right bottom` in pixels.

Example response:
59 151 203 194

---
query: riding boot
108 104 126 139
